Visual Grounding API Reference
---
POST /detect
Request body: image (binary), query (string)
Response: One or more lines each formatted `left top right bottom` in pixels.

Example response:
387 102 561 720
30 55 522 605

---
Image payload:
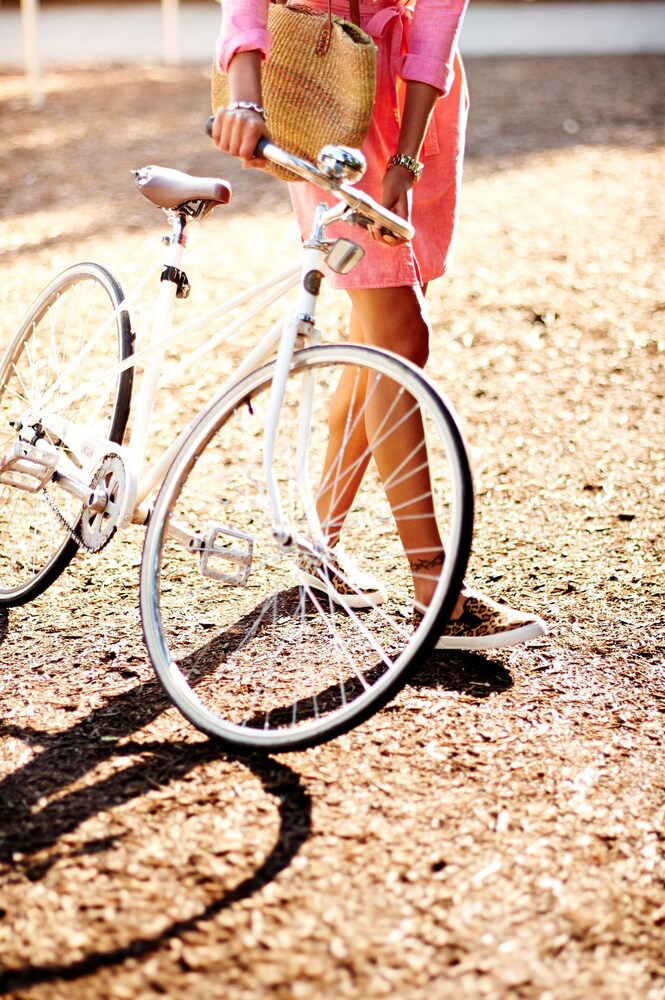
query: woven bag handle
269 0 361 55
272 0 360 20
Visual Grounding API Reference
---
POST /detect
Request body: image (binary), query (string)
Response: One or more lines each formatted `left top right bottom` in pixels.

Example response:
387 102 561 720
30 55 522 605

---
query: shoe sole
296 569 387 610
434 619 546 651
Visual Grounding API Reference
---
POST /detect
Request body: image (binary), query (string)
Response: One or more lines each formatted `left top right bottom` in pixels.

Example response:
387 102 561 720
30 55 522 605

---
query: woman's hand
370 79 438 246
211 51 269 168
369 164 413 246
210 105 271 169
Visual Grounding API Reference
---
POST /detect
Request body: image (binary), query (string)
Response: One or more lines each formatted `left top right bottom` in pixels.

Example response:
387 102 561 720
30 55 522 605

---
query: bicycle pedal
198 522 254 585
0 441 58 492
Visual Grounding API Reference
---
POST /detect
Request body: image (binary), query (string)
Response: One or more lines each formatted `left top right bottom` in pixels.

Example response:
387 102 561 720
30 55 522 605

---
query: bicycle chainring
79 453 128 552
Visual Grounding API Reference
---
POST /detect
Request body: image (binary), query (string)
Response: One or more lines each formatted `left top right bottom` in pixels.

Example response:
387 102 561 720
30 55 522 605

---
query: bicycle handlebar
206 118 414 243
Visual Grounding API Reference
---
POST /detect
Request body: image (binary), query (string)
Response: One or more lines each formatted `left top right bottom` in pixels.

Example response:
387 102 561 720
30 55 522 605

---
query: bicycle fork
264 242 324 548
263 199 364 553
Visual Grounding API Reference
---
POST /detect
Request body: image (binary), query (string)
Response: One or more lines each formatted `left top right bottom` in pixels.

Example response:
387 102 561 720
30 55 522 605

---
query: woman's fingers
370 177 412 246
369 223 407 247
211 107 269 165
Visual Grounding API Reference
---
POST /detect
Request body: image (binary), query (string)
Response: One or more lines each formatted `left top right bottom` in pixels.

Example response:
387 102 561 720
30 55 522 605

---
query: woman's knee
349 287 431 368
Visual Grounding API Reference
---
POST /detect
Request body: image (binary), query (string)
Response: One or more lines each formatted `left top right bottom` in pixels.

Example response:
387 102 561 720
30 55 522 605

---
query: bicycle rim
141 344 473 752
0 263 133 605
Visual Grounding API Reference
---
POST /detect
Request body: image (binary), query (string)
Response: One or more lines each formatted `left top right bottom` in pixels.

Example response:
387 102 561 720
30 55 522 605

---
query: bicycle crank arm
52 470 108 511
0 439 115 519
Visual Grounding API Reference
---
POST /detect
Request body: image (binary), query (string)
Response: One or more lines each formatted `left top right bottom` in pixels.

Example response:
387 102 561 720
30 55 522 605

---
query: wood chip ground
0 54 663 999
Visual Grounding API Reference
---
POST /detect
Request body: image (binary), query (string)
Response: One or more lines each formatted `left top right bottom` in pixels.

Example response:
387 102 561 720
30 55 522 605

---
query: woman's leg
316 283 452 612
315 307 371 549
314 282 547 647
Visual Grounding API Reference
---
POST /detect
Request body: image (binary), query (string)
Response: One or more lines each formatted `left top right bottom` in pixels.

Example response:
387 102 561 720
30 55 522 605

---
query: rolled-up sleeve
400 0 469 95
216 0 272 72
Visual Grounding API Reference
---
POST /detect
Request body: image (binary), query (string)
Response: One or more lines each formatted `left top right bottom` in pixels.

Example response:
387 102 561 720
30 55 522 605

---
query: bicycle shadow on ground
175 587 393 728
174 590 514 729
0 634 312 992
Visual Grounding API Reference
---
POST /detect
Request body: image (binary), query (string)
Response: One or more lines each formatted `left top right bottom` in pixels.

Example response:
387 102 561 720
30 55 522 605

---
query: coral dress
217 0 470 289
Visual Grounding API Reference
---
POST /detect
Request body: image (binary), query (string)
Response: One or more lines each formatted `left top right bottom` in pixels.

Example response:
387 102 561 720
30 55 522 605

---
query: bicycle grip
206 116 269 160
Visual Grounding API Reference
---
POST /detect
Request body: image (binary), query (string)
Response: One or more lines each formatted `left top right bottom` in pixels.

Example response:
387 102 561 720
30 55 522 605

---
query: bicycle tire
0 263 134 606
140 343 473 752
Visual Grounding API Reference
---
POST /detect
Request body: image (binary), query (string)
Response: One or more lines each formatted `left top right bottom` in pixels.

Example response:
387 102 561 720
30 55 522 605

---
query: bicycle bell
317 145 366 183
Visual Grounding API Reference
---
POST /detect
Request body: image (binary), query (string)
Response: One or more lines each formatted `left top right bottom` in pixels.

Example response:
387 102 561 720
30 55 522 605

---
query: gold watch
387 153 424 184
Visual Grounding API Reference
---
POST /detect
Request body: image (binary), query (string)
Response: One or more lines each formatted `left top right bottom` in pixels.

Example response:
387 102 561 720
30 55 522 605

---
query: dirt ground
0 52 664 1000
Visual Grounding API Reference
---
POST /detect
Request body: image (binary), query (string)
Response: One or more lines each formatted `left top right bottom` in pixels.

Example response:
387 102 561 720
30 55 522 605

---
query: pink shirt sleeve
400 0 470 95
216 0 469 96
215 0 272 72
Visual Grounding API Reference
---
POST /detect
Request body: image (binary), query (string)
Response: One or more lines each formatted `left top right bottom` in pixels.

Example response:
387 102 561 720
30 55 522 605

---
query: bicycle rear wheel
0 263 134 605
140 344 473 752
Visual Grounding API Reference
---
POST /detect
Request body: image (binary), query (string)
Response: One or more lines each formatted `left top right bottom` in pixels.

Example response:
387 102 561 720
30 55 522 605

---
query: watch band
387 153 424 184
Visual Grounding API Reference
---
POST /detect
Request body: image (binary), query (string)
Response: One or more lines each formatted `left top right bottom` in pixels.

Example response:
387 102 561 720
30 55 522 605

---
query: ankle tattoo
410 552 445 572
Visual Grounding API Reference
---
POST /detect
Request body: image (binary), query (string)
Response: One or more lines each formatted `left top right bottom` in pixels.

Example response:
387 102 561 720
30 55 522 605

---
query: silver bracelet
228 101 268 123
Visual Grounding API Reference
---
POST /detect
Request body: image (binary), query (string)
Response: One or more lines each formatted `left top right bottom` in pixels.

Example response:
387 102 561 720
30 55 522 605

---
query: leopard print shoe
415 592 546 651
296 546 387 610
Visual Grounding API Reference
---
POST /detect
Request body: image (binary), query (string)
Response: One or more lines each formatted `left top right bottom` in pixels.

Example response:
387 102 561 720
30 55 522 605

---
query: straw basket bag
211 0 377 182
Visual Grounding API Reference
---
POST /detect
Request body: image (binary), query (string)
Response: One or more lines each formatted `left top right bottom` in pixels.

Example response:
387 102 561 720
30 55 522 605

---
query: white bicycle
0 135 473 752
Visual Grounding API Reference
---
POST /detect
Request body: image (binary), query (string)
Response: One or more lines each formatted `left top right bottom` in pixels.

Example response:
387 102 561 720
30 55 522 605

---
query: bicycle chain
41 486 102 553
41 452 121 554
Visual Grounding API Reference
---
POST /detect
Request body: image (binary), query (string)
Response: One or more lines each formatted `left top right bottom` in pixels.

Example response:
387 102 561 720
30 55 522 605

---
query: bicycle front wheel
141 344 473 752
0 263 134 605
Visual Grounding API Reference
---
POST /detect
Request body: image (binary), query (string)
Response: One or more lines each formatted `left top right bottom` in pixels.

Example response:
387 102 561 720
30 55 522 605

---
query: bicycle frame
124 208 309 531
5 139 416 559
10 194 354 551
9 215 301 536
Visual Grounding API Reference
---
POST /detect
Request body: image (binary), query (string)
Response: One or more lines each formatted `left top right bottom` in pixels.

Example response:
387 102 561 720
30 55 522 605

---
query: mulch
0 52 664 999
